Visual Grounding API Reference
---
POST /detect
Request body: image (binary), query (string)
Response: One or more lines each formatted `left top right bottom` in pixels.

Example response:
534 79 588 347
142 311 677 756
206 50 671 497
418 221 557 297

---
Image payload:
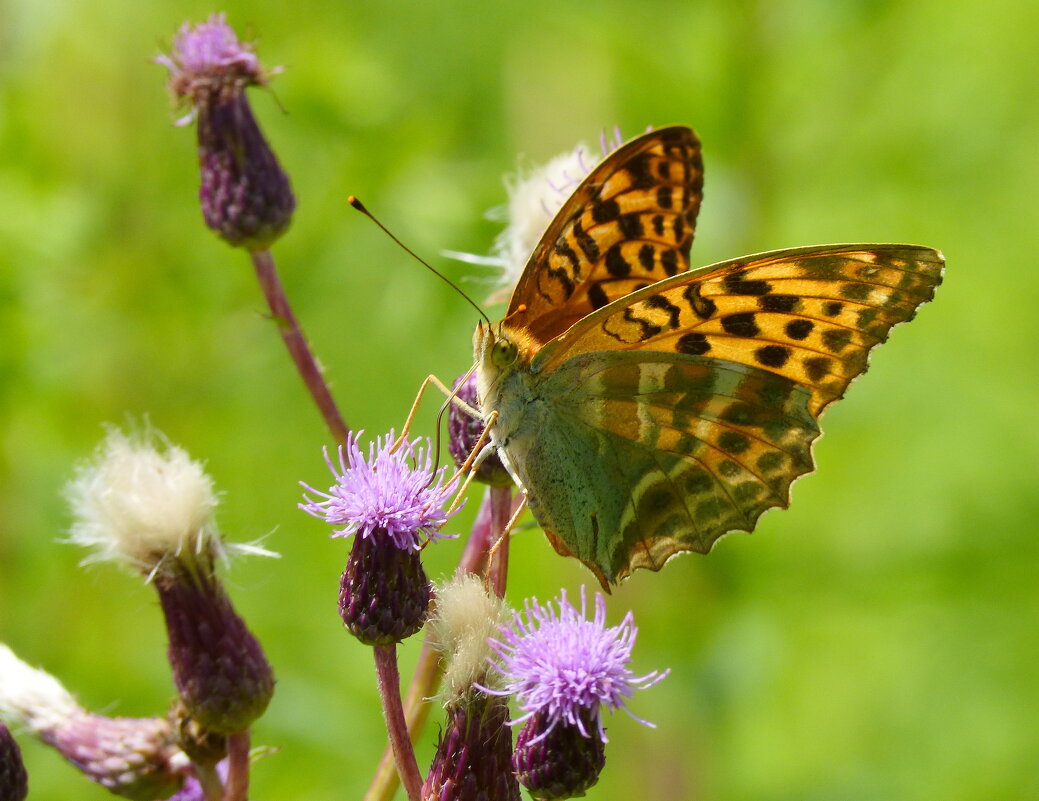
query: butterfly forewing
504 126 703 348
537 244 944 417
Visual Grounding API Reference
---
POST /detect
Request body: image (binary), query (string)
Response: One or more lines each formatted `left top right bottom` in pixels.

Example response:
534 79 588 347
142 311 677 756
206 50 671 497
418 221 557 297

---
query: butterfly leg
444 411 498 515
392 369 479 453
487 492 528 565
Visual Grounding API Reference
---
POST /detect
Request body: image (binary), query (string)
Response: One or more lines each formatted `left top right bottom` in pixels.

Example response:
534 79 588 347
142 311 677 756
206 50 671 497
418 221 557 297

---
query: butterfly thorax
472 321 545 481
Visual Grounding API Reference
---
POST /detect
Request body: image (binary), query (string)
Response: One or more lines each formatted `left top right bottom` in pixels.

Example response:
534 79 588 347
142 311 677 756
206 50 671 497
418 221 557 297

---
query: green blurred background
1 0 1037 799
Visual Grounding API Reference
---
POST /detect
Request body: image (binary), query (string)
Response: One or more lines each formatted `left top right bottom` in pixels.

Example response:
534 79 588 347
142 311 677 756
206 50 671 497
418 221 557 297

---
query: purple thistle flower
158 15 261 82
157 14 295 250
300 431 459 551
485 589 667 799
300 431 460 645
488 589 668 743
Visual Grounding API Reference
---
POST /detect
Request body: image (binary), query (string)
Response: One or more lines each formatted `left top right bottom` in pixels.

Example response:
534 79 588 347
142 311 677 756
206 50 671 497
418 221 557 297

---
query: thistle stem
364 488 511 801
195 762 223 801
250 248 350 445
373 644 423 801
487 485 513 598
223 730 250 801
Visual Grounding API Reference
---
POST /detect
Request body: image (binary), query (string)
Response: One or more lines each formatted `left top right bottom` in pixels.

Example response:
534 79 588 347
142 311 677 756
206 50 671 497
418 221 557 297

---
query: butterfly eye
491 338 519 368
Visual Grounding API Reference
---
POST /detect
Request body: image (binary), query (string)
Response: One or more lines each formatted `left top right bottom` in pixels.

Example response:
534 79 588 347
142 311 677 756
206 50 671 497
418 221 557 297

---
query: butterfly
473 126 943 588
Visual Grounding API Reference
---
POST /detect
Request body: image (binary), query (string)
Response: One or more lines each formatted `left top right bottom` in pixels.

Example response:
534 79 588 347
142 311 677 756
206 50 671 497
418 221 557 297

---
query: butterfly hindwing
515 350 821 584
504 126 703 348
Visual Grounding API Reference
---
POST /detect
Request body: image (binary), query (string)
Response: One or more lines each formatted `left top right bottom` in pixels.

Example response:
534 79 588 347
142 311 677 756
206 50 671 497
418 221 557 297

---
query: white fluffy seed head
429 574 511 700
65 426 220 573
0 644 84 733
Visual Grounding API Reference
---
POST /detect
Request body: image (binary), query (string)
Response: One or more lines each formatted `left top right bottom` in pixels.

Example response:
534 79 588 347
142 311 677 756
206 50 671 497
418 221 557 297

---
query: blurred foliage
0 0 1036 799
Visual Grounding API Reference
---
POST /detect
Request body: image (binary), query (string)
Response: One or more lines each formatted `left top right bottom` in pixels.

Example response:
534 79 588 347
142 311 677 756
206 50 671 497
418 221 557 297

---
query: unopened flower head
66 427 275 734
487 588 667 743
446 373 511 487
66 426 266 577
157 14 295 250
300 431 460 551
0 645 186 800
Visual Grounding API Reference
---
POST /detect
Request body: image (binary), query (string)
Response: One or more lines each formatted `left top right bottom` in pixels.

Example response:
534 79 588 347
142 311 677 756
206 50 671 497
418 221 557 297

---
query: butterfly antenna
348 196 491 325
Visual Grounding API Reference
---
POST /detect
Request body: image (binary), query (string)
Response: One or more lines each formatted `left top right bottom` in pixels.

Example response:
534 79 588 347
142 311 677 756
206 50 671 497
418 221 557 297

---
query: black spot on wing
755 345 791 368
676 332 710 355
605 245 631 277
638 244 655 272
785 319 814 340
573 221 599 262
588 283 609 310
721 312 760 337
591 197 620 223
724 270 772 296
760 294 800 313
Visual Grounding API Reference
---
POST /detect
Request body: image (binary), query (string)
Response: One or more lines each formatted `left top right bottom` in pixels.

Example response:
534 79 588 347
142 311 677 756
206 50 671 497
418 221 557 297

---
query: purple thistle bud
158 14 295 250
0 722 28 801
41 715 185 801
421 694 520 801
156 567 274 735
485 589 668 799
447 373 511 487
512 708 604 800
300 431 460 645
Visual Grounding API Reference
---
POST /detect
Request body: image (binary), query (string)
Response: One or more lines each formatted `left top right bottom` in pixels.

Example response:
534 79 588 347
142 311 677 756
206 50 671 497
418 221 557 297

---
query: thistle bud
447 374 511 487
0 645 185 801
300 432 460 645
158 14 295 250
0 722 28 801
512 708 605 800
422 694 519 801
422 575 519 801
66 426 276 735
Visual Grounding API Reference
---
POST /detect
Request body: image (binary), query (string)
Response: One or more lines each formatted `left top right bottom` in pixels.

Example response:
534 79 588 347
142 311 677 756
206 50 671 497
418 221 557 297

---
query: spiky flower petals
421 693 520 801
156 569 274 735
0 722 28 801
300 431 459 551
0 645 186 801
446 374 512 487
489 589 667 740
157 14 265 107
158 14 295 250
